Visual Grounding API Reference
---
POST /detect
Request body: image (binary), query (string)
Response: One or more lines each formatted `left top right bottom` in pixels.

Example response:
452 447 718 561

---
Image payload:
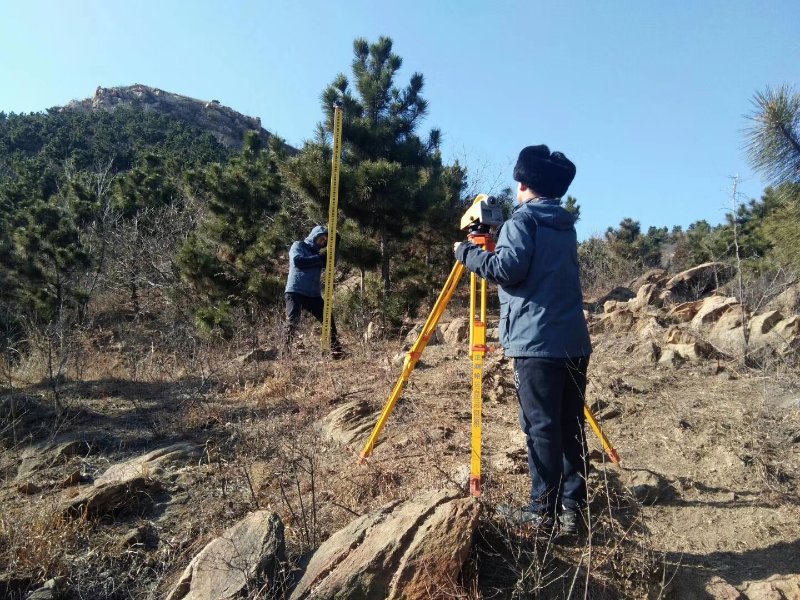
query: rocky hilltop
61 84 273 149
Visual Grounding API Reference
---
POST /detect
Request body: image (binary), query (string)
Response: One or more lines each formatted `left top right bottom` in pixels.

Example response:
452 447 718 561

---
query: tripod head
460 194 504 235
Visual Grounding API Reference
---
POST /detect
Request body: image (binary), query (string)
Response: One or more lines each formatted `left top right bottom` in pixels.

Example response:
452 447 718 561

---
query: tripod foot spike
469 476 481 497
608 449 621 465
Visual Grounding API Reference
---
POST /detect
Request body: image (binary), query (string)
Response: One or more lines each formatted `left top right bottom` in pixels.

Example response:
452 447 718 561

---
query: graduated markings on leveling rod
321 102 343 352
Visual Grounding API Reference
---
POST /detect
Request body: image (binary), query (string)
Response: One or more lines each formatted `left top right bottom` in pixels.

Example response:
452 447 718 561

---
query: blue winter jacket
285 225 328 297
455 199 591 358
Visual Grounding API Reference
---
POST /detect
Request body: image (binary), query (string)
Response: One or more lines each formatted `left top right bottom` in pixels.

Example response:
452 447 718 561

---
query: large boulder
290 490 480 600
404 323 444 347
740 574 800 600
768 284 800 316
628 268 670 292
63 443 201 518
704 576 743 600
664 262 735 302
629 283 663 312
17 435 96 480
589 308 637 334
166 511 285 600
584 286 635 313
748 313 800 359
321 400 379 448
690 296 741 327
443 317 469 345
94 443 201 486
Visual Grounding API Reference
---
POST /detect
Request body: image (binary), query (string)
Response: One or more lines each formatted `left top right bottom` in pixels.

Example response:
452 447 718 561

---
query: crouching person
283 225 343 358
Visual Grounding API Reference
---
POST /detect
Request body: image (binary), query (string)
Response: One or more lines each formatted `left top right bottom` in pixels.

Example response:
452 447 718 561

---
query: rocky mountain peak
60 84 271 149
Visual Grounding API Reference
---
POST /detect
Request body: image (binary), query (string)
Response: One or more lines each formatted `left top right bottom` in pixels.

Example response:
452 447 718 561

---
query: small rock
238 347 279 364
452 464 472 490
704 575 744 599
404 323 443 346
26 577 66 600
17 436 95 480
624 469 673 504
619 375 655 394
17 481 41 495
599 407 622 420
117 523 158 550
658 347 684 367
61 470 83 488
364 321 384 341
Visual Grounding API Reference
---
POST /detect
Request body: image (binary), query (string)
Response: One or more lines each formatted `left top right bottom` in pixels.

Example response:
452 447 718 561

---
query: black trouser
283 292 340 351
514 356 590 515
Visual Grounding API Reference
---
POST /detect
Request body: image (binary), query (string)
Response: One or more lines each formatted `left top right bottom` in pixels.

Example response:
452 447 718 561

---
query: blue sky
1 0 798 239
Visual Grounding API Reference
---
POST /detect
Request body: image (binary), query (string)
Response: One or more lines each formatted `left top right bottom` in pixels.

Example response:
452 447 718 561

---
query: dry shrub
579 238 643 299
471 467 669 600
0 503 92 582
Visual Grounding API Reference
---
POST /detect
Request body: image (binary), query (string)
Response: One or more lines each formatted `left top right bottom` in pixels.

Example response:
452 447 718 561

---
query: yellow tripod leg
584 404 621 464
359 261 465 463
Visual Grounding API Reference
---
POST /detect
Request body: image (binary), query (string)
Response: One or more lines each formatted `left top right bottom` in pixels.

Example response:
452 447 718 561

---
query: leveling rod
321 101 343 352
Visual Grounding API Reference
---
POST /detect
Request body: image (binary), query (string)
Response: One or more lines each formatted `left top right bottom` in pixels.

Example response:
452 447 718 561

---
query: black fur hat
513 145 576 198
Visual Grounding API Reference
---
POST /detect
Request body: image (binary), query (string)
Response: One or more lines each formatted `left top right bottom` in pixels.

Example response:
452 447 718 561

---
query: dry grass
1 289 798 598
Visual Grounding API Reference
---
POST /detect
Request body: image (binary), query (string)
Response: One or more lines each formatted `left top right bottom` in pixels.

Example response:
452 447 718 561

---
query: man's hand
453 242 463 255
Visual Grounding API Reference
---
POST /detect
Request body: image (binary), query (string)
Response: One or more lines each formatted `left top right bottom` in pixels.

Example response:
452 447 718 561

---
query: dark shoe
559 505 580 535
330 343 346 359
497 505 555 530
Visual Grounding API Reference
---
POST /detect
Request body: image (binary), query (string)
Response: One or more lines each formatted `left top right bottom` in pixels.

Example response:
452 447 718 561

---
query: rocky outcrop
290 490 480 600
404 323 444 346
61 84 282 150
63 443 201 518
17 435 96 480
443 317 470 344
740 574 800 600
166 511 285 600
321 400 379 448
663 262 735 302
588 264 799 365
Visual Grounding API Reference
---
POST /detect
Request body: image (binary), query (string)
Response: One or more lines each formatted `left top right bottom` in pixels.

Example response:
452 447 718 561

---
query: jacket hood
305 225 328 246
516 198 575 231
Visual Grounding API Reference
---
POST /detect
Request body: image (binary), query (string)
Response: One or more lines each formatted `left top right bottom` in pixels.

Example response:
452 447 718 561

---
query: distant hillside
59 84 276 150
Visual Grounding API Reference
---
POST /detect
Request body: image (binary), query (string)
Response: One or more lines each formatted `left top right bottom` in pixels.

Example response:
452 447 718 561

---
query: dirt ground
1 311 799 598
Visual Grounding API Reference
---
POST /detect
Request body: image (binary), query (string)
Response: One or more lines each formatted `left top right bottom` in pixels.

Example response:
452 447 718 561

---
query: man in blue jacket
283 225 343 358
454 145 592 533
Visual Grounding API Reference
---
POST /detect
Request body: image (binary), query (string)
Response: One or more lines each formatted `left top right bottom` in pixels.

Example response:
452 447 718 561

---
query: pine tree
745 85 800 267
178 132 287 334
287 36 450 296
564 195 581 222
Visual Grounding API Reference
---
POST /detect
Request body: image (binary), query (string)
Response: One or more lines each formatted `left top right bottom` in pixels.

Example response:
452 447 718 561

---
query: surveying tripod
358 195 620 498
